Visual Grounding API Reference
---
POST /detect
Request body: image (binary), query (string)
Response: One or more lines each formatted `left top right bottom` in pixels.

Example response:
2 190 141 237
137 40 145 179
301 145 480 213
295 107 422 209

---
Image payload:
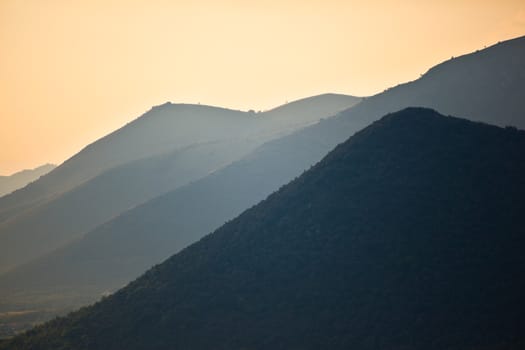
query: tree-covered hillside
3 108 525 350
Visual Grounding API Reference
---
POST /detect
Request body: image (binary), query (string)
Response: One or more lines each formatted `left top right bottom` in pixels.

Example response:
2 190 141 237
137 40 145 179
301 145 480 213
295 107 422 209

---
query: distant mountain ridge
0 104 253 222
3 108 524 349
0 165 55 198
0 93 358 220
0 94 360 273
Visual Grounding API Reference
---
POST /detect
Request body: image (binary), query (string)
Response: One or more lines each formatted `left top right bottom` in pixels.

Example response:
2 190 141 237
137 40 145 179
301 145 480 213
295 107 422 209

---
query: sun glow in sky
1 0 524 174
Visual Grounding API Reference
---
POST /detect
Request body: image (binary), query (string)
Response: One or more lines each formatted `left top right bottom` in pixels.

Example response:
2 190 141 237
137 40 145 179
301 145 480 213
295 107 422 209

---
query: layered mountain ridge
1 35 524 339
0 94 360 274
1 36 524 320
3 108 524 349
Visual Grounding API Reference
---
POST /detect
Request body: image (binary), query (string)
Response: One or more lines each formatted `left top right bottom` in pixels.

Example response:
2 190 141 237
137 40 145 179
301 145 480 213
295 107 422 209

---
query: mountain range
3 108 524 349
1 35 524 319
0 35 524 339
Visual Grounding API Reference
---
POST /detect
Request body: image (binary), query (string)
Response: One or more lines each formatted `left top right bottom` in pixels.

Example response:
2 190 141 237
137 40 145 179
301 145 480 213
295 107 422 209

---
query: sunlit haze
1 0 524 175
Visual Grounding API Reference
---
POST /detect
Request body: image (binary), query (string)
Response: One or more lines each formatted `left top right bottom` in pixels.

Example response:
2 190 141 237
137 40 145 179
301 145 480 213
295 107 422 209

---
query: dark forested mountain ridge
4 108 525 350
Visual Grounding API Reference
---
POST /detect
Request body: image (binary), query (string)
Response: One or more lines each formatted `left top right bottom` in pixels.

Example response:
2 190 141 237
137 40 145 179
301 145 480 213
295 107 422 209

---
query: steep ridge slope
3 108 524 350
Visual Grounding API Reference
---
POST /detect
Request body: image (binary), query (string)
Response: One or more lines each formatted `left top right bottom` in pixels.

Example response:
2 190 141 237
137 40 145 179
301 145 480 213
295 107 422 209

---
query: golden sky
1 0 524 175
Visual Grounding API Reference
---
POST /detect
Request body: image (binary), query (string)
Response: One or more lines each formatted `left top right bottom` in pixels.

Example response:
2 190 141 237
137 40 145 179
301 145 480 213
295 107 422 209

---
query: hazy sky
1 0 524 175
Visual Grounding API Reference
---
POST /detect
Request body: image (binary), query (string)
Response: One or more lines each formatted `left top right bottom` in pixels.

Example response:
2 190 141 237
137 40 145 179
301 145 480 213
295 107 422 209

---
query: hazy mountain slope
336 35 525 132
0 104 250 222
0 165 55 198
2 35 524 311
0 140 255 273
0 95 360 273
262 93 363 131
279 36 525 161
4 108 525 350
0 95 359 225
0 127 331 299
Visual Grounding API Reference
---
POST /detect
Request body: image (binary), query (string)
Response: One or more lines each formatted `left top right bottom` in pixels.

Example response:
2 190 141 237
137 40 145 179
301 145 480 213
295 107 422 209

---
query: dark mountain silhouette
2 35 524 317
3 108 525 350
0 94 359 273
0 165 55 198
